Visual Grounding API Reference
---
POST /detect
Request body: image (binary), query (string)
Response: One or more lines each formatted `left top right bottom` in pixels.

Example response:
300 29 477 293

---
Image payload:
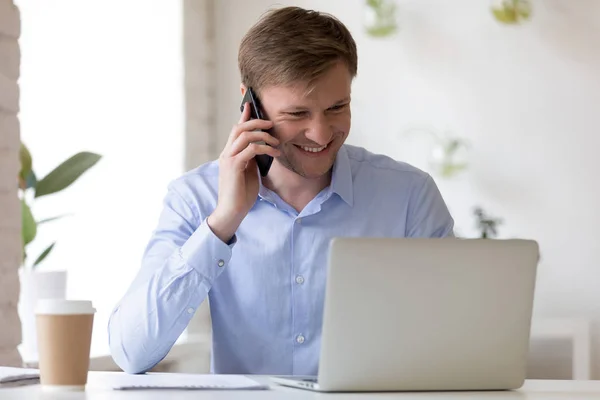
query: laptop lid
317 238 539 392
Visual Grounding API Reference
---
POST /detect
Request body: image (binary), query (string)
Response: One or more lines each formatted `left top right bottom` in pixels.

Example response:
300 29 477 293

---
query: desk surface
2 372 600 399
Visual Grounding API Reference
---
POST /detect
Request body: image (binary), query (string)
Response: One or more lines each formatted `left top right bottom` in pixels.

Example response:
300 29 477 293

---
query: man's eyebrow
279 97 351 113
329 97 351 106
280 105 309 112
333 96 351 104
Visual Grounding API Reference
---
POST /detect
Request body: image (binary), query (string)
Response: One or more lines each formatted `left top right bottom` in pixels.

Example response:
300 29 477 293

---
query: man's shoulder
166 159 220 202
343 144 430 183
177 159 220 182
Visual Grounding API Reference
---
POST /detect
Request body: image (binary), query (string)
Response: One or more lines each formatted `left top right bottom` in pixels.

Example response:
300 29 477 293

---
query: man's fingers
226 103 251 148
233 143 280 168
238 102 250 124
237 119 273 133
229 131 279 156
227 117 273 147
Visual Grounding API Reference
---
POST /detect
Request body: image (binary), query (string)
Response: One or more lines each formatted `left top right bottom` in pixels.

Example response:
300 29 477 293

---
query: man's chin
275 152 337 179
292 164 334 180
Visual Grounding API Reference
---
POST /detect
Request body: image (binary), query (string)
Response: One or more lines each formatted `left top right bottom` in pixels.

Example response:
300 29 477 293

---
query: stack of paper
111 373 269 390
0 367 40 387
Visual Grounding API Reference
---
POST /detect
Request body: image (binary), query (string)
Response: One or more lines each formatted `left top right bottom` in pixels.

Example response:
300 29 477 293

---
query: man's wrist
206 211 242 244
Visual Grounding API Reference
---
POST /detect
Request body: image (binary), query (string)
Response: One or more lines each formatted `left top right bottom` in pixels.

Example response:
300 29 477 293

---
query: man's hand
207 102 280 243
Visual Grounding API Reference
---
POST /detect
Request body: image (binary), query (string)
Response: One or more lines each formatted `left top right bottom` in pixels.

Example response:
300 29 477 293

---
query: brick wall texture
0 0 23 367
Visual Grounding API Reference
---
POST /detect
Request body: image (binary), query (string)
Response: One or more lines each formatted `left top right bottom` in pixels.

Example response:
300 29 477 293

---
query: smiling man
108 6 454 375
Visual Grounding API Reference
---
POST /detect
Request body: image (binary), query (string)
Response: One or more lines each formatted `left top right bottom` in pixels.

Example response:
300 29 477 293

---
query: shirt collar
329 145 354 206
258 144 354 207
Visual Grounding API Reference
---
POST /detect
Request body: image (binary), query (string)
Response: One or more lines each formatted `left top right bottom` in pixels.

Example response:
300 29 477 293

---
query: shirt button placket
292 216 304 373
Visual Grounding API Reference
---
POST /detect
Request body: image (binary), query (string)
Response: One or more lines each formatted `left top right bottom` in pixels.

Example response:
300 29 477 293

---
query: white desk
2 372 600 399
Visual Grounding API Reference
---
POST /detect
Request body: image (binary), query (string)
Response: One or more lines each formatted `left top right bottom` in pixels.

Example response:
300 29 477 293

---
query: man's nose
304 115 332 145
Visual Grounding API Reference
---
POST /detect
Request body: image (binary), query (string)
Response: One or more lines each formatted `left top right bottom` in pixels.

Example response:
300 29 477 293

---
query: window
17 0 184 357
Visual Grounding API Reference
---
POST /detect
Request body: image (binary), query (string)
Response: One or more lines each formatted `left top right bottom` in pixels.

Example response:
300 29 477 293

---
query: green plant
431 137 469 179
491 0 532 24
401 126 469 179
365 0 398 38
473 207 503 239
18 142 101 269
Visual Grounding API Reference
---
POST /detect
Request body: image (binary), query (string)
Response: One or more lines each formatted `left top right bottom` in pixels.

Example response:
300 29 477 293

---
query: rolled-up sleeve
108 183 234 374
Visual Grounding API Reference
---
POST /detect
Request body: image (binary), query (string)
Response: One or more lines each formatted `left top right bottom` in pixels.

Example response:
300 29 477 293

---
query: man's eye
329 104 347 111
288 111 308 117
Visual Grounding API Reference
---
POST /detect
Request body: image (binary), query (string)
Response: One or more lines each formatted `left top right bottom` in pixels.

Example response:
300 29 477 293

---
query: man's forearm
108 221 233 373
108 256 208 373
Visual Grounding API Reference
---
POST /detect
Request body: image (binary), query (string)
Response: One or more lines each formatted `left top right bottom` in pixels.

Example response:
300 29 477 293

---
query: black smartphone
240 87 274 177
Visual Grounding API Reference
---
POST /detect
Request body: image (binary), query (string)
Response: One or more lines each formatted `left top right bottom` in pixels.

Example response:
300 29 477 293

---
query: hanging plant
491 0 532 24
401 126 469 180
364 0 398 38
473 207 503 239
430 137 469 179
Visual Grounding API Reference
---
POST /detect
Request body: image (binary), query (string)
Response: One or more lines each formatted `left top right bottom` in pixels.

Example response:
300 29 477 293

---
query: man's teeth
300 144 327 153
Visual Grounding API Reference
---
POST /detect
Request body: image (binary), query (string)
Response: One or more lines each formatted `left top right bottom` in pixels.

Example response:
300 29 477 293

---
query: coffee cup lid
35 299 96 315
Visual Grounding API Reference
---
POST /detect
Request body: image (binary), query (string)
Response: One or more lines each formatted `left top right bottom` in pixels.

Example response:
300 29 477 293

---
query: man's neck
262 161 331 213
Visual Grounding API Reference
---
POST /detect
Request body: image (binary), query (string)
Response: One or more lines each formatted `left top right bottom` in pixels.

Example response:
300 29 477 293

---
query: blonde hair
238 6 358 94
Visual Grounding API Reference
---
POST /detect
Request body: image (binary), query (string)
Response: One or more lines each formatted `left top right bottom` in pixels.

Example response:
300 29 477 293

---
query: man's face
254 62 352 180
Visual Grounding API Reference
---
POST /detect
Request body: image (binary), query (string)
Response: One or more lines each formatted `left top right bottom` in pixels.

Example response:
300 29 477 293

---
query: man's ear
240 83 247 96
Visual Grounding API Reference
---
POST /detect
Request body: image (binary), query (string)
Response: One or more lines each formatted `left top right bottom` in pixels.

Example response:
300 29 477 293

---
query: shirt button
187 307 194 314
296 218 302 224
296 335 305 344
217 259 225 267
295 275 305 285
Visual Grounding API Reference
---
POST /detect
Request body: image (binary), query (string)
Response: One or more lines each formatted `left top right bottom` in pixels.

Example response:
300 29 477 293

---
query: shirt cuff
180 218 236 284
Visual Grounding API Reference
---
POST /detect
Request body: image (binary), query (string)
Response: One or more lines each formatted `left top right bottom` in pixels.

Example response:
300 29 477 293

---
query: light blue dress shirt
108 144 454 375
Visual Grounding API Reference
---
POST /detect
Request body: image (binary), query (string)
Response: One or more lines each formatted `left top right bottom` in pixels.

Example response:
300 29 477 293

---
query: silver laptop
272 237 539 392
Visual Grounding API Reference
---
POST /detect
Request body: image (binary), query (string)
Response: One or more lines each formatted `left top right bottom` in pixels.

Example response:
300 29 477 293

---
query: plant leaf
32 242 56 268
19 142 33 182
21 199 37 246
38 214 71 225
365 0 398 37
516 0 532 19
25 170 37 189
35 152 101 198
440 163 468 178
492 7 517 24
366 24 397 37
492 0 531 24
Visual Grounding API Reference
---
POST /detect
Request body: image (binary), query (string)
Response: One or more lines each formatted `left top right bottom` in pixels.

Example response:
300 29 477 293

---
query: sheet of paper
0 367 40 384
111 373 269 390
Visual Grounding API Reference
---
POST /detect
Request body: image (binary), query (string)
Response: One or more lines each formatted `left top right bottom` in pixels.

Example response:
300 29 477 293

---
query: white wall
214 0 600 378
16 0 184 357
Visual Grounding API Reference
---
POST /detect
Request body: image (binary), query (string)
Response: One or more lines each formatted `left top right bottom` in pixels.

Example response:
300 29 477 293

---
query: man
108 6 454 376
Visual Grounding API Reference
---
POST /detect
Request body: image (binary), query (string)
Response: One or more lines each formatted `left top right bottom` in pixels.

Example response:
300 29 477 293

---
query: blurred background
8 0 600 379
